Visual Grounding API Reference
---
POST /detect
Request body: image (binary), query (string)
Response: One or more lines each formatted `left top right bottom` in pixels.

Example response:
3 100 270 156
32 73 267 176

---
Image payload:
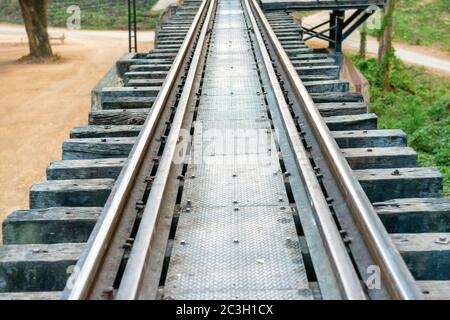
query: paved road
302 12 450 74
0 23 155 42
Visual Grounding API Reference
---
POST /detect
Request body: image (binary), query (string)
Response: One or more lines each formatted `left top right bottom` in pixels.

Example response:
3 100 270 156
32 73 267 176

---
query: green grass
349 54 450 195
0 0 160 30
368 0 450 51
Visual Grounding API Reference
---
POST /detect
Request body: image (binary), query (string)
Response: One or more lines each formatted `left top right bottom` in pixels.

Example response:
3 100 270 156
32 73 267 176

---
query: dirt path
0 24 153 238
301 11 450 75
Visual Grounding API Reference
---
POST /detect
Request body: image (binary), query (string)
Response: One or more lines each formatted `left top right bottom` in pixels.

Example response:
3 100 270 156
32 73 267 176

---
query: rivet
180 240 186 245
233 239 239 244
234 207 239 211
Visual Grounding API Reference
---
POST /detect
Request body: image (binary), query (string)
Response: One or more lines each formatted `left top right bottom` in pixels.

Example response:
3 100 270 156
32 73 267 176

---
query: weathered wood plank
2 207 101 244
342 147 417 170
125 78 165 87
70 125 142 138
291 58 336 67
89 109 149 125
101 86 160 98
332 129 407 148
0 291 62 300
30 179 114 208
296 65 340 77
310 92 364 103
392 233 450 280
47 158 126 180
317 102 367 117
375 198 450 233
418 281 450 300
102 96 155 109
289 53 331 61
0 243 84 292
129 64 172 72
303 80 349 93
355 168 443 202
124 71 169 80
62 137 135 160
324 113 377 131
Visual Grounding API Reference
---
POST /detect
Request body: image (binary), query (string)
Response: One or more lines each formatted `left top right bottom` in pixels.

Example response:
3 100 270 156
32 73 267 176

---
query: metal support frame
299 6 379 55
128 0 138 53
329 11 336 49
334 10 344 53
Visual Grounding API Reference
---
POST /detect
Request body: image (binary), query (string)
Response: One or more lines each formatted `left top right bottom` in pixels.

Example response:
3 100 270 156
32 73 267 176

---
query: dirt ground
0 25 153 239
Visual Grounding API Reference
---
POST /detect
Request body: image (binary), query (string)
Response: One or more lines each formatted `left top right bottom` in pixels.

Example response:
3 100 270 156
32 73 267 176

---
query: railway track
0 0 449 300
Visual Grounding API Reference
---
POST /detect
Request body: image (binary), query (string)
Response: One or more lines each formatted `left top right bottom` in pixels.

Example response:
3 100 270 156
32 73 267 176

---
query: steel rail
116 0 216 299
243 0 366 300
249 0 423 300
66 0 211 300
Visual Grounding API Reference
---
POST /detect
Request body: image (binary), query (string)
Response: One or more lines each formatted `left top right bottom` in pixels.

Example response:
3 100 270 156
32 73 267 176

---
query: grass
349 53 450 195
0 0 161 30
368 0 450 52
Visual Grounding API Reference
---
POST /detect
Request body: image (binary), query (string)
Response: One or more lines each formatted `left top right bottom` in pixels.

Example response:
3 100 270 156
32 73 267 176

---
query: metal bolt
435 236 449 245
180 240 186 245
234 207 239 211
232 172 237 177
391 169 401 176
233 199 238 204
278 197 283 202
233 239 239 244
343 236 353 244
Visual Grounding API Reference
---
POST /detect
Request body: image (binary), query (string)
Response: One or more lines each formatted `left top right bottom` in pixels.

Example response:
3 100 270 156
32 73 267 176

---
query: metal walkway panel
163 0 311 300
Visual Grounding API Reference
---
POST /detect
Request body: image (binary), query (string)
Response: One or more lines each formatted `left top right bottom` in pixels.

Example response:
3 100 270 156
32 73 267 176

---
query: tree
359 22 367 58
377 0 396 90
19 0 53 59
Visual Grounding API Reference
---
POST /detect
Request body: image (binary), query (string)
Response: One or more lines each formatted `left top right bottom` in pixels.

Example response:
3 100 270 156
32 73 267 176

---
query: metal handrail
249 0 423 300
116 0 215 299
244 0 366 300
66 0 211 300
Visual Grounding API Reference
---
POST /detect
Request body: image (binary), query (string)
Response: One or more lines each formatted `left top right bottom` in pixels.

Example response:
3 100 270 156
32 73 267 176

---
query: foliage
368 0 450 51
0 0 161 30
350 54 450 195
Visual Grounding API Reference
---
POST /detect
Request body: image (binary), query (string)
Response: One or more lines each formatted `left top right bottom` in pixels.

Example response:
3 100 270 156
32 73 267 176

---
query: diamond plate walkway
163 0 312 299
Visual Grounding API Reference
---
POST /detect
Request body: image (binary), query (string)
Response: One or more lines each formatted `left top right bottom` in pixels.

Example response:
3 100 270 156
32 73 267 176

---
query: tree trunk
19 0 53 59
359 22 367 58
378 0 396 89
